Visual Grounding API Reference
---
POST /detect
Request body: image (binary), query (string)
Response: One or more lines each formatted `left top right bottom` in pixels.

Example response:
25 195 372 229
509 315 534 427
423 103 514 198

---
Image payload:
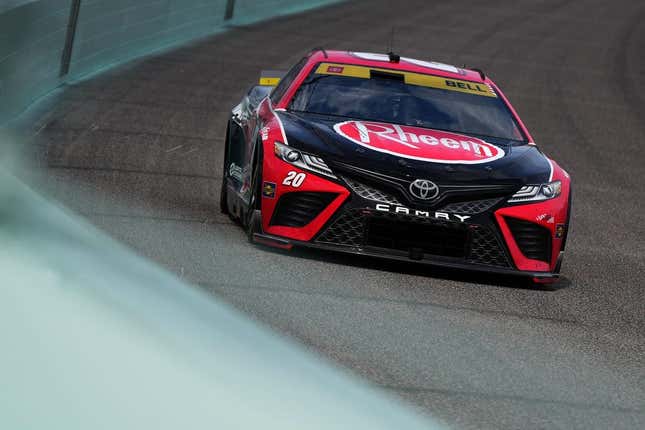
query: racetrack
16 0 645 428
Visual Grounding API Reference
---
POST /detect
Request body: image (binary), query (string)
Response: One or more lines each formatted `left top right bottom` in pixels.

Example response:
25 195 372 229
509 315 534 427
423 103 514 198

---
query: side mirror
247 85 273 109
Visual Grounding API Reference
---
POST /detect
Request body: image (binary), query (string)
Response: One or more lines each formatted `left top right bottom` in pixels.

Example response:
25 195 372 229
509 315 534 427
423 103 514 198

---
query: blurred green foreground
0 149 441 429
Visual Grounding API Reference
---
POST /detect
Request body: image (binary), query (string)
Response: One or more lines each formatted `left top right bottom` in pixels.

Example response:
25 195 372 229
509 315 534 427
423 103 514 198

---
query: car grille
341 175 504 215
342 176 401 205
316 209 511 267
439 197 503 214
505 217 551 263
270 192 337 227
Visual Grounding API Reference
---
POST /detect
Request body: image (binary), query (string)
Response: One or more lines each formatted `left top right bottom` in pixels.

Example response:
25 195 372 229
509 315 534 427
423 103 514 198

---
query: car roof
307 50 488 83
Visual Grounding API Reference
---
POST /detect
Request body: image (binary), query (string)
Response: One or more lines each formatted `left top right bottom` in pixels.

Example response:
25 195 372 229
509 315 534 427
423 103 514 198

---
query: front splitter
252 232 559 281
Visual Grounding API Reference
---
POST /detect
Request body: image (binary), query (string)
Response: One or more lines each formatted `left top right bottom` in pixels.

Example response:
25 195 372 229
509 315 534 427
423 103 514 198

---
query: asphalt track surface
15 0 645 428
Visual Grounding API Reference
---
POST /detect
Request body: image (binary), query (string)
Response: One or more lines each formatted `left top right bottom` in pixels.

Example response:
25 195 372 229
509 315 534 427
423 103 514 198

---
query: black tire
220 177 229 215
220 124 230 215
244 141 263 234
247 209 262 243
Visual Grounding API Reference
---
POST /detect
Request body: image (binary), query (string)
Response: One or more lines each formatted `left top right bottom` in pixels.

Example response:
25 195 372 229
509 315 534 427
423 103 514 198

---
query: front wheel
220 124 231 215
244 142 263 241
247 209 262 243
219 176 229 215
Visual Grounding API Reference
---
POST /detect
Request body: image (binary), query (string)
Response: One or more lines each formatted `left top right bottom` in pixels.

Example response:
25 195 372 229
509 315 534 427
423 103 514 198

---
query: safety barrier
0 0 342 124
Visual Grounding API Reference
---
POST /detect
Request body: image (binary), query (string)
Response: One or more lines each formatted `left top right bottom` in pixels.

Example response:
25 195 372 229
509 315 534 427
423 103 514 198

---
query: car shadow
256 242 572 291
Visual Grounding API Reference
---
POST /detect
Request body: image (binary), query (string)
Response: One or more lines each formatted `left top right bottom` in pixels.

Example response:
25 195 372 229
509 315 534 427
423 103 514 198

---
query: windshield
289 63 526 142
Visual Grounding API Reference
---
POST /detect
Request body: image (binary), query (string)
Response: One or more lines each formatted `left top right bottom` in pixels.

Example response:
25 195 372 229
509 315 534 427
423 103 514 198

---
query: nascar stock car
220 49 571 284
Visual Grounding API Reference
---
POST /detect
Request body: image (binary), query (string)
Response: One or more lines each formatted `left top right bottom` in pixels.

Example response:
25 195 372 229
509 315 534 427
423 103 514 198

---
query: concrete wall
68 0 229 78
0 0 342 124
0 0 71 122
232 0 342 24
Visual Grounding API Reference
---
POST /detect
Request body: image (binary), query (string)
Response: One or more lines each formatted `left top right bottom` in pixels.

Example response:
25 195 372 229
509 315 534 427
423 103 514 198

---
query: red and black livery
221 49 572 284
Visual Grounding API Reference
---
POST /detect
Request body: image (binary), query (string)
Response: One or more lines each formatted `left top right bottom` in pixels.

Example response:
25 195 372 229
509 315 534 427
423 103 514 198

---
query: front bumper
260 152 570 280
258 188 567 281
314 205 512 268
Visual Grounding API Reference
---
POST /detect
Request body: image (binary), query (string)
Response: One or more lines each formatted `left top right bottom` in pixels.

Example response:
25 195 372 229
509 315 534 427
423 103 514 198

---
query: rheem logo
334 120 504 164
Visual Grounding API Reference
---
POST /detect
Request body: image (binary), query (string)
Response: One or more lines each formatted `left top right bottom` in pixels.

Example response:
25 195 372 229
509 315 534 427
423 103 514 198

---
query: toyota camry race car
220 49 571 284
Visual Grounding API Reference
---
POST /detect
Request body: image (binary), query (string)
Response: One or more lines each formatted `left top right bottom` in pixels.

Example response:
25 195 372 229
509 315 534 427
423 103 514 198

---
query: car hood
278 111 551 185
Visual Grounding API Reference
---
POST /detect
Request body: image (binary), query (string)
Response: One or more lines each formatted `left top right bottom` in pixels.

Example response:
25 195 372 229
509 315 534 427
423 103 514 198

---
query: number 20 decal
283 171 306 187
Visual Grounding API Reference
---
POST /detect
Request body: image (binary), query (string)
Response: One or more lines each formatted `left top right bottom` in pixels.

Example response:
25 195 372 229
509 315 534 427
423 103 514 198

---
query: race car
220 49 571 284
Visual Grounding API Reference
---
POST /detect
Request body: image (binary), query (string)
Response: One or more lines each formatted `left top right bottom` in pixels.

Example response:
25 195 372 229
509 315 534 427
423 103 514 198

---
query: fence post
60 0 82 77
224 0 236 20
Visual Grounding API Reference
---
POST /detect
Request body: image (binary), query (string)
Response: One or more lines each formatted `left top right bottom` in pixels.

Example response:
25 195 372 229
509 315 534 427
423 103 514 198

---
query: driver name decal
333 120 505 164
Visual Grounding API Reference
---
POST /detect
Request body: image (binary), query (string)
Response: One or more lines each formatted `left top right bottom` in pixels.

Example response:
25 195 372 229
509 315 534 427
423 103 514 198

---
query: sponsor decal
260 126 269 141
326 65 344 73
375 203 471 222
282 171 306 187
228 163 243 181
314 62 496 97
257 98 289 145
259 70 283 86
262 181 276 198
259 77 280 86
555 223 566 238
334 120 505 164
444 79 490 94
537 213 555 224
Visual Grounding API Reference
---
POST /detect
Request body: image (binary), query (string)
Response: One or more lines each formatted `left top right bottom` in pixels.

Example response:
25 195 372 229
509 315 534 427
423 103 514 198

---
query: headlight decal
274 141 336 179
508 180 561 203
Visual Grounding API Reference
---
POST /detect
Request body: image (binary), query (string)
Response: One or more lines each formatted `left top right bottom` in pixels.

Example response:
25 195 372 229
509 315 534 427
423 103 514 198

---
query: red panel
255 97 350 242
260 141 349 242
495 160 571 272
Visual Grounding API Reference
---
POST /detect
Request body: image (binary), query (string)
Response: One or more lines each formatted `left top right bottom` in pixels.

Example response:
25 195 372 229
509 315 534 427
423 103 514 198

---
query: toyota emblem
409 179 439 200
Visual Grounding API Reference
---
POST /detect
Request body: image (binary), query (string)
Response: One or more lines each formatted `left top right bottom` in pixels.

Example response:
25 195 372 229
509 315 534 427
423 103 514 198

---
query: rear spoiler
259 70 285 86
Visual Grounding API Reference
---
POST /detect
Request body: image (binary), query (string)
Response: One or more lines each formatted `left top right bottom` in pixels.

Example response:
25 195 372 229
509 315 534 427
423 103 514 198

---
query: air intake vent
505 217 551 263
270 192 337 227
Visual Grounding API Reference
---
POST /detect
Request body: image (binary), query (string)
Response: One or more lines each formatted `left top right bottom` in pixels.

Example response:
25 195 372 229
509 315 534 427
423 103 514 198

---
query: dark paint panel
277 111 552 184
